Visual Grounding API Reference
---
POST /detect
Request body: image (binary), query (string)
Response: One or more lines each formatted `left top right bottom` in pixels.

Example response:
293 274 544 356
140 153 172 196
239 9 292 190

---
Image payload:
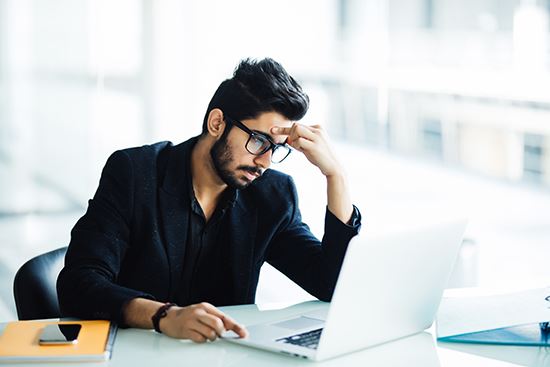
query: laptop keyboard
276 328 323 350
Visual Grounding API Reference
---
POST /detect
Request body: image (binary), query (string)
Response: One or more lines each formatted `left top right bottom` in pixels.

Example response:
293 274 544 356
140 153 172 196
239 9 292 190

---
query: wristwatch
152 302 176 333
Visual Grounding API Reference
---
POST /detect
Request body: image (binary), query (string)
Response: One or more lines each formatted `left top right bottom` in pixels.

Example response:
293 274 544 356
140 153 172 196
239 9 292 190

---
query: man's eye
249 135 268 150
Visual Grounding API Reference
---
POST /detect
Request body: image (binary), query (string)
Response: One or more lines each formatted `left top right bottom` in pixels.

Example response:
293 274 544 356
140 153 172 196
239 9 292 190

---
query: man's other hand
160 302 248 342
271 124 342 178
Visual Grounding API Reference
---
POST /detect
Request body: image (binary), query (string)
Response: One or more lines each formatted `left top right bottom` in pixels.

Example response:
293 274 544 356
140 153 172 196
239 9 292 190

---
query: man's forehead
244 112 292 143
251 127 287 144
248 118 292 143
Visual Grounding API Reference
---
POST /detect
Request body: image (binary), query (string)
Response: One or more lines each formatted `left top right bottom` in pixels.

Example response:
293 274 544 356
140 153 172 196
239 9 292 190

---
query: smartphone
38 324 82 345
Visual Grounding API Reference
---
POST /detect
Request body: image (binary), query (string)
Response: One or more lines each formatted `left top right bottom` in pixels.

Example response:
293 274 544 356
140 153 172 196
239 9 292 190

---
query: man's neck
190 138 227 218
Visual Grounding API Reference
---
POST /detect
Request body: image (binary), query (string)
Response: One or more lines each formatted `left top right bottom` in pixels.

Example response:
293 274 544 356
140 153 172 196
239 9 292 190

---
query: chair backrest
13 246 67 320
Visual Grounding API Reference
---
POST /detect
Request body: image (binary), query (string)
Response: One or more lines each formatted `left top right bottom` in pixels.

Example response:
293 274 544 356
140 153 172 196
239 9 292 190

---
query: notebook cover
0 320 116 363
438 322 550 346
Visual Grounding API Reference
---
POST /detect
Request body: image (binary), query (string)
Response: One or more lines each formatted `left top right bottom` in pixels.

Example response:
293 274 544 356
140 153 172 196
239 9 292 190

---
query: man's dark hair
201 58 309 134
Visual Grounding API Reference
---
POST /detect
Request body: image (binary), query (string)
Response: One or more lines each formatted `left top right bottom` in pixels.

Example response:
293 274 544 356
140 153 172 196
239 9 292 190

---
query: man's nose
253 149 272 169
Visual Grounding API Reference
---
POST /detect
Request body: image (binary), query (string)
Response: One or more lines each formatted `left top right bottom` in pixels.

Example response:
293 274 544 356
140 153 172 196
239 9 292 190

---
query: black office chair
13 246 67 320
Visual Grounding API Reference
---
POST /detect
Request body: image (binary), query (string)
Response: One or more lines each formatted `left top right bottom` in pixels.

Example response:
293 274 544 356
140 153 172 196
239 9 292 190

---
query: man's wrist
323 165 345 179
152 302 176 333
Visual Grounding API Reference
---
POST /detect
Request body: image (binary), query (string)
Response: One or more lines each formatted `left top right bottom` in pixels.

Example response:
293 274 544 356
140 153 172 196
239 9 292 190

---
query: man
57 58 361 343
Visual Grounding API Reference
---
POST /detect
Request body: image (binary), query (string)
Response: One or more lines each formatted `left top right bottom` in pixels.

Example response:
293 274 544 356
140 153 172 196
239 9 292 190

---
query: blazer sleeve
56 150 154 324
265 176 361 302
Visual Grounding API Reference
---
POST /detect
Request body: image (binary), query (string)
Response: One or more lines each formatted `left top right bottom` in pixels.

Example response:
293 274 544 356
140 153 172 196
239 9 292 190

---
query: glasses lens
271 145 291 163
247 134 270 154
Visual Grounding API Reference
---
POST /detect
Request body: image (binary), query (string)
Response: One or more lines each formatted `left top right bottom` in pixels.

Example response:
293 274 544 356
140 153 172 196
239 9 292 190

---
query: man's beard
210 134 263 190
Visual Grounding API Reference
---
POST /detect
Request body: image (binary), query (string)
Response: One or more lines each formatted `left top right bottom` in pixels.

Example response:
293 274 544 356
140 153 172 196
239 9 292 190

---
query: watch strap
152 302 176 333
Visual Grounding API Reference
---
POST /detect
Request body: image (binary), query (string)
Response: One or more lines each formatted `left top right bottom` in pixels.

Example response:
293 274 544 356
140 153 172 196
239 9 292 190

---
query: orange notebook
0 320 116 363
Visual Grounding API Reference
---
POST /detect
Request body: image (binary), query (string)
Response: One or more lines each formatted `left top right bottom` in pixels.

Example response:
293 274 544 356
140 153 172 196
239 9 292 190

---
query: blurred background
1 0 549 321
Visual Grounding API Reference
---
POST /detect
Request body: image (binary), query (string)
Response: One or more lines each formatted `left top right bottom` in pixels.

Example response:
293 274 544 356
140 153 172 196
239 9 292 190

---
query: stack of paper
436 287 550 345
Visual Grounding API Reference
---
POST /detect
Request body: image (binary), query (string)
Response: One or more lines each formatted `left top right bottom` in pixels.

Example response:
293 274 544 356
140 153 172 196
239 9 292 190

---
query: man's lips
241 169 261 181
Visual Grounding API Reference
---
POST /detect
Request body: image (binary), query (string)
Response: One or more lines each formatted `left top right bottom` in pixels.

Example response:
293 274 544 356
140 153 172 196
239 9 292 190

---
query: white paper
436 287 550 338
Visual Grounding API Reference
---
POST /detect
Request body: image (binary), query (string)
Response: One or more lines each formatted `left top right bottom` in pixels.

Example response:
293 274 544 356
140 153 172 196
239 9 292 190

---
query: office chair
13 246 67 320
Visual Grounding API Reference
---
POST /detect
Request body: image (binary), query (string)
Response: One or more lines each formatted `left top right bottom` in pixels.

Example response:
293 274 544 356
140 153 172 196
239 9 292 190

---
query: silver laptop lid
315 219 467 360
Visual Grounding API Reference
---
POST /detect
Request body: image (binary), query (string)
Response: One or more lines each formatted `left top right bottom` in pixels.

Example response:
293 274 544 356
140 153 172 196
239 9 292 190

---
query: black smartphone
38 324 82 345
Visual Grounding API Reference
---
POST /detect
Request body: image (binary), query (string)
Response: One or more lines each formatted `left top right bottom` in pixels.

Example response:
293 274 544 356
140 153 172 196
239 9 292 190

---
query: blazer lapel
157 138 197 300
159 190 189 300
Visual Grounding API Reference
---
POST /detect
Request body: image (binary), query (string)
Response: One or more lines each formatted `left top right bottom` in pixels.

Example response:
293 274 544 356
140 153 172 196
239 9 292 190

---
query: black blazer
57 137 360 323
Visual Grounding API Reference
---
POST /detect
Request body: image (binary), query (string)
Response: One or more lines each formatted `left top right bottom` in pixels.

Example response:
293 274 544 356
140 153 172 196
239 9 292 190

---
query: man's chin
234 176 253 189
218 169 260 190
222 175 251 190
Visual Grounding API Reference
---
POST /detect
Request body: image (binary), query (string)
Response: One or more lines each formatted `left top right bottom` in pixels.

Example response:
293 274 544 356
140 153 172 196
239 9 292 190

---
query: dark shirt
177 184 237 306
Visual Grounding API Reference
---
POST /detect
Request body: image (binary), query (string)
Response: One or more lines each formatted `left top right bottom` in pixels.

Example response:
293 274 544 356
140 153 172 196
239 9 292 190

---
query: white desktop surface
1 300 549 367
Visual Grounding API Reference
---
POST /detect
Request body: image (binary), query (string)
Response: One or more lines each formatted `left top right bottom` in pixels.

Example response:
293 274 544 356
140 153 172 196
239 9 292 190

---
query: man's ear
206 109 226 139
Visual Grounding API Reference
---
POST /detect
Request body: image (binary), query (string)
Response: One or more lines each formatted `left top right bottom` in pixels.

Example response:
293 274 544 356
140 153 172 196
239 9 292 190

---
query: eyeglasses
225 116 292 163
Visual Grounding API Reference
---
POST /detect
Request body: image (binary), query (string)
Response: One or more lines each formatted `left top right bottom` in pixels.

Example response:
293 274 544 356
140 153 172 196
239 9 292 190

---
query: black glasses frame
225 116 292 163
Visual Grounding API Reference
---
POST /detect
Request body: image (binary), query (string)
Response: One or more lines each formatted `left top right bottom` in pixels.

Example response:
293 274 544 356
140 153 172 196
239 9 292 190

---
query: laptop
224 219 467 361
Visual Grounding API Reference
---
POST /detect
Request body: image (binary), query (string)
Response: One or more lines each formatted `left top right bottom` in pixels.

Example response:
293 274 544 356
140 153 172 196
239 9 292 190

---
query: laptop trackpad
271 316 324 330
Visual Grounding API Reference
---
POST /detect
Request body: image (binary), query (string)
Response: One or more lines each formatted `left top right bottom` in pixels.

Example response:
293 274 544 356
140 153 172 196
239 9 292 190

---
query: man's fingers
220 314 249 338
272 124 321 147
198 302 224 316
198 303 228 327
186 329 207 343
196 302 248 338
191 320 219 342
291 124 318 142
198 313 225 336
272 124 322 135
289 137 315 152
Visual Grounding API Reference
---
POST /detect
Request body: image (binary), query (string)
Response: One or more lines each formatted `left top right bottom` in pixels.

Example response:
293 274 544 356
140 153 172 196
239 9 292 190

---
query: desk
1 301 549 366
